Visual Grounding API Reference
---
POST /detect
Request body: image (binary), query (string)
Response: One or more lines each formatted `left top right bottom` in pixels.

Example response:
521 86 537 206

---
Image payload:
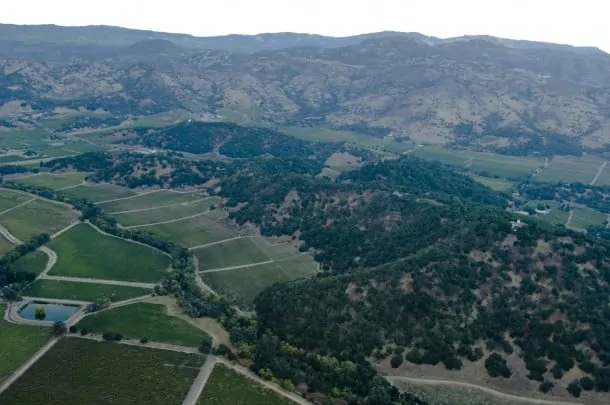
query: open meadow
142 214 236 248
198 364 296 405
194 237 271 270
22 279 150 302
0 198 78 240
113 197 222 227
411 146 543 179
570 207 607 229
0 338 204 405
47 223 169 282
77 303 208 347
535 155 604 184
11 250 49 275
525 201 570 227
202 256 318 306
11 172 87 190
98 190 202 211
0 235 14 256
0 304 50 384
0 189 32 213
62 183 136 202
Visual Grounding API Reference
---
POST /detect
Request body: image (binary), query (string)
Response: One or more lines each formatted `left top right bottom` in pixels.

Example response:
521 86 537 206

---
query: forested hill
125 122 342 160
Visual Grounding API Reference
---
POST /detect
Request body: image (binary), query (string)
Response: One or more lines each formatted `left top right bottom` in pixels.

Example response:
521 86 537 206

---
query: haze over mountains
2 24 610 152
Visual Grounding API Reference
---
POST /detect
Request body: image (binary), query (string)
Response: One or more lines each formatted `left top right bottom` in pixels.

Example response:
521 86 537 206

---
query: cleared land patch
62 183 136 202
0 198 78 240
98 190 201 212
0 303 50 384
0 189 32 213
11 172 87 190
47 223 169 282
11 250 49 275
0 338 204 405
197 364 296 405
113 197 222 227
194 238 270 270
535 155 603 184
469 175 515 191
22 279 150 302
412 147 542 179
570 207 607 229
142 215 236 248
77 302 209 347
202 258 317 306
525 201 570 226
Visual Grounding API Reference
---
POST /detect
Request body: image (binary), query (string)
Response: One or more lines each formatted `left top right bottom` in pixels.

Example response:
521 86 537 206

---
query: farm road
0 198 36 216
110 197 212 214
386 376 584 405
181 356 216 405
40 275 156 289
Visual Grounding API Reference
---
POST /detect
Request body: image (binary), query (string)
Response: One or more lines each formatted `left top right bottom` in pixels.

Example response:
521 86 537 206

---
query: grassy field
0 338 204 405
198 364 296 405
62 183 136 202
0 189 33 213
98 190 202 212
469 175 515 191
114 197 222 227
142 214 236 248
77 303 209 347
570 207 607 229
0 303 50 383
525 200 570 226
202 258 317 306
22 279 150 302
411 146 543 179
535 155 604 184
391 380 529 405
250 238 305 260
48 223 170 282
0 234 14 256
11 250 48 275
11 172 87 190
0 198 78 240
194 238 270 270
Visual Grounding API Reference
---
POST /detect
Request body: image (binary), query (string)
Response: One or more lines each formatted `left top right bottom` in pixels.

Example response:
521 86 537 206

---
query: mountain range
2 24 610 152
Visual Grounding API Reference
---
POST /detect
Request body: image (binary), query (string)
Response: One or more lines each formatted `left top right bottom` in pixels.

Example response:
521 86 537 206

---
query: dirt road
40 275 156 289
181 356 217 405
386 376 584 405
198 260 274 273
0 338 60 395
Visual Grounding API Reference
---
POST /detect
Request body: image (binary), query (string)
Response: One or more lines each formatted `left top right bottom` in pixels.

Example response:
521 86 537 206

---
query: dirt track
386 376 584 405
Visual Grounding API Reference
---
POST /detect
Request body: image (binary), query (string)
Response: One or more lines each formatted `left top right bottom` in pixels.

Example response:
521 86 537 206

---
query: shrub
567 380 582 398
102 331 123 341
539 381 554 393
390 353 404 368
580 376 595 391
485 353 511 378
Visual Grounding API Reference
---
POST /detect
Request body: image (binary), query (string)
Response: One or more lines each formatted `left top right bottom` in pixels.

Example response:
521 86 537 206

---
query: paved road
181 356 217 405
386 376 584 405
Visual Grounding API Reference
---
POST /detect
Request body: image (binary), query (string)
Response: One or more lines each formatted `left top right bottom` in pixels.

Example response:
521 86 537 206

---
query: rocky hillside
2 25 610 152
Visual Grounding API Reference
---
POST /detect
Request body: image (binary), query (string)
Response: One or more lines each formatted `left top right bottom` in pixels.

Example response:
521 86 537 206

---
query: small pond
19 301 79 322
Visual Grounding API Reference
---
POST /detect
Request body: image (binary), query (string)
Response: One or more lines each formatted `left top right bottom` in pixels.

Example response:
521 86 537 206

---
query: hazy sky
3 0 609 51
